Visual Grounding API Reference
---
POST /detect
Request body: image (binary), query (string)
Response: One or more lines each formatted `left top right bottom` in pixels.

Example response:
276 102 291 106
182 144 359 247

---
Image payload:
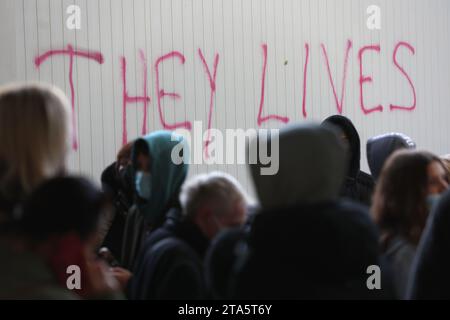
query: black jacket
407 190 450 299
127 210 209 300
203 204 258 299
233 201 388 299
322 115 375 206
100 162 134 205
100 162 134 261
205 228 248 300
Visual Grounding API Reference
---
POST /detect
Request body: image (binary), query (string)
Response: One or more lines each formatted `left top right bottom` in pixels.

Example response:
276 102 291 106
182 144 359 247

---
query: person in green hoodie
132 130 190 228
120 131 189 269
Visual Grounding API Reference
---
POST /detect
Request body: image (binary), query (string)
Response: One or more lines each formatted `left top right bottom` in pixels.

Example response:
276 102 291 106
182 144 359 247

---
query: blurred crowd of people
1 83 450 299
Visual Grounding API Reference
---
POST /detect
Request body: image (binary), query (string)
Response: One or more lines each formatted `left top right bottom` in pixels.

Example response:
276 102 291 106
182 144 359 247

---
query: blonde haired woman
0 82 70 224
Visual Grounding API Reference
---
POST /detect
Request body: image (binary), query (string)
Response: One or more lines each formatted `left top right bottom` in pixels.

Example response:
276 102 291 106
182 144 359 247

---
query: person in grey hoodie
233 123 388 299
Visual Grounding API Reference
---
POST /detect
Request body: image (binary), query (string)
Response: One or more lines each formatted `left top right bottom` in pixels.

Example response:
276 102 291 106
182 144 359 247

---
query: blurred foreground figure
0 83 71 299
233 123 387 299
0 83 70 230
1 176 122 299
408 189 450 299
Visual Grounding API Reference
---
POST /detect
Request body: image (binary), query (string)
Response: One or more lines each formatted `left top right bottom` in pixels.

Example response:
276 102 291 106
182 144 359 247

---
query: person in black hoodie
407 189 450 299
322 115 375 206
127 171 248 300
100 141 134 262
366 132 416 182
101 141 134 207
233 123 389 299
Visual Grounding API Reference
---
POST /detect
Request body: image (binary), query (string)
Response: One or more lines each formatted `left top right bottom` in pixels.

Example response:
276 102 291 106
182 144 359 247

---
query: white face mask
135 171 152 200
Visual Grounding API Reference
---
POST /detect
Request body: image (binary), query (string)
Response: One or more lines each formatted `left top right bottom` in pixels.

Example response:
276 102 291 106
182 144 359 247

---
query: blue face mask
427 193 442 211
135 171 152 200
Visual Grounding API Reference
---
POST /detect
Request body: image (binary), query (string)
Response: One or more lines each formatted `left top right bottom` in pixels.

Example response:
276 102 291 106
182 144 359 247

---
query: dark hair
322 115 360 177
372 150 446 245
117 141 133 161
115 141 134 171
20 176 108 242
131 138 151 170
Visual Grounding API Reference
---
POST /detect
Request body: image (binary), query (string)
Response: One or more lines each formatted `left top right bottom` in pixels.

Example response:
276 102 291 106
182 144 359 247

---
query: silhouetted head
367 132 416 181
248 122 348 208
20 176 108 245
322 115 360 178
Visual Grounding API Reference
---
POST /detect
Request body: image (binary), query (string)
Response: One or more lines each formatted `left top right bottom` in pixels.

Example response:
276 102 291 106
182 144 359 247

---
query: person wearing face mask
371 149 449 299
127 171 248 300
0 83 72 299
132 131 189 229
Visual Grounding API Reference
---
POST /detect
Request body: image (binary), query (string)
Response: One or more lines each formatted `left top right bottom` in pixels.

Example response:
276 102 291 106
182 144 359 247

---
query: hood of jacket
132 131 189 224
322 115 361 178
367 132 416 181
248 123 347 209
